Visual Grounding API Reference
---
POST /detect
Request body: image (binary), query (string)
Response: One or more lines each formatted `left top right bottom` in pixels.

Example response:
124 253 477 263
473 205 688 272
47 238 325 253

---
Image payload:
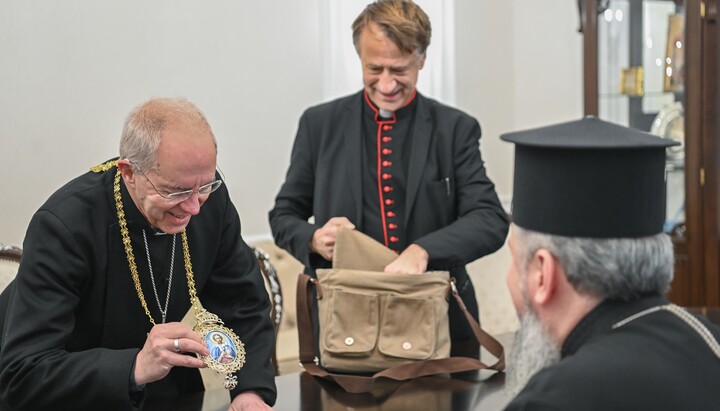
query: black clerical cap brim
501 116 679 238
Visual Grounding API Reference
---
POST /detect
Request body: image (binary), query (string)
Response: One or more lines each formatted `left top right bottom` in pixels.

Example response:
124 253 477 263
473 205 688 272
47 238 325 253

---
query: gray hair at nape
513 225 674 301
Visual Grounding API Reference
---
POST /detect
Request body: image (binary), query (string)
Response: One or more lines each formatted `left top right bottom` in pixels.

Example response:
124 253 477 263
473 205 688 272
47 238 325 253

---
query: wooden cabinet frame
580 0 719 307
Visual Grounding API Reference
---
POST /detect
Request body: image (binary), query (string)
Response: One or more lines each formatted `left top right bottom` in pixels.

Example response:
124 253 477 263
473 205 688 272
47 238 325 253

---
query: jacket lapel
405 95 431 226
342 93 364 227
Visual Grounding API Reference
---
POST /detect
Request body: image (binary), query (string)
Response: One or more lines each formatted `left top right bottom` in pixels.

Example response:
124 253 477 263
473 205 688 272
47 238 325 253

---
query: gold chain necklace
92 159 245 389
112 166 200 324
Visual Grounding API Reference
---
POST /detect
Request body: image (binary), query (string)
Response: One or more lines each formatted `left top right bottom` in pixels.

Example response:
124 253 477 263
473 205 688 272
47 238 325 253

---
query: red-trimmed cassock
270 90 508 351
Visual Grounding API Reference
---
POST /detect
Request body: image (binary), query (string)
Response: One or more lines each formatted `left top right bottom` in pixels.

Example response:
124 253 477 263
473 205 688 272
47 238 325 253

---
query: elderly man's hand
229 391 273 411
310 217 355 261
134 322 209 385
384 244 429 274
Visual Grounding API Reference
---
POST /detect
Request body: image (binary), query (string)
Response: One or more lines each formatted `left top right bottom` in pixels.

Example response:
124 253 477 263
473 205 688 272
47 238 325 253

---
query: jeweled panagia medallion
194 309 246 389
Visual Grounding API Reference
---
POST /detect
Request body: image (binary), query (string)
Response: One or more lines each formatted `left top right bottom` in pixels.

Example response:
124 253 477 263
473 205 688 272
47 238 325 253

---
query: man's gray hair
119 97 216 172
513 225 674 300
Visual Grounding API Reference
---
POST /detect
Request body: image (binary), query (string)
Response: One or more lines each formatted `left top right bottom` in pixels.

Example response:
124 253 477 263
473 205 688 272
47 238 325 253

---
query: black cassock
506 295 720 411
0 161 276 409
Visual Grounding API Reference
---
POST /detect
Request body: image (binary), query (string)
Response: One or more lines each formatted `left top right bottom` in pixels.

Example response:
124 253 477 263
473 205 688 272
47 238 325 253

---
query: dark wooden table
0 332 513 411
272 368 509 411
146 333 514 411
147 369 509 411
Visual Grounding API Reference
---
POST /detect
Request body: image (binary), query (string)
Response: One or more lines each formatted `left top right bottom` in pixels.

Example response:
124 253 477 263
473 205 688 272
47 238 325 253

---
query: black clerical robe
0 162 276 409
269 90 509 345
505 295 720 410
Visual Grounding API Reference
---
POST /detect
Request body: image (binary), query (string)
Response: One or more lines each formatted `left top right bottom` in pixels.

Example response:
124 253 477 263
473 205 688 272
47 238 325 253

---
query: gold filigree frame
197 322 246 374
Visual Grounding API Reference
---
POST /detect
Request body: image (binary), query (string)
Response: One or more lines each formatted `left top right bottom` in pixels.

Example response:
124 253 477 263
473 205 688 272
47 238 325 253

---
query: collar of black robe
118 175 168 235
363 89 418 122
561 294 669 357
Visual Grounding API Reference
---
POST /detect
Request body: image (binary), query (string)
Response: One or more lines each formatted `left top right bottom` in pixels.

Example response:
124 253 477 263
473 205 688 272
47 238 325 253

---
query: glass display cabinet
579 0 719 307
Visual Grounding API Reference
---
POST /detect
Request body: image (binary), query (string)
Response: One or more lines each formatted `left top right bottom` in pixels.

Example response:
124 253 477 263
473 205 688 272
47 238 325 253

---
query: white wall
455 0 584 201
0 1 323 246
0 1 583 248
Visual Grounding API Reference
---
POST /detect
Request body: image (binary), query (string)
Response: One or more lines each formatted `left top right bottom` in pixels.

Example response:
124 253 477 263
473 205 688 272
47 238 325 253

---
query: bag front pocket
377 295 436 360
321 289 379 358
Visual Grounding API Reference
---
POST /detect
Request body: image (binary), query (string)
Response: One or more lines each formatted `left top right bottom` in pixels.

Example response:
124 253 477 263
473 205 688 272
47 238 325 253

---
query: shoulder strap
296 274 505 393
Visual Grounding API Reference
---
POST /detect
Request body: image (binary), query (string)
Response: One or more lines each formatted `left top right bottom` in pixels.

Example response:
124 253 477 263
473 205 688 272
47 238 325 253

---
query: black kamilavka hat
501 116 679 238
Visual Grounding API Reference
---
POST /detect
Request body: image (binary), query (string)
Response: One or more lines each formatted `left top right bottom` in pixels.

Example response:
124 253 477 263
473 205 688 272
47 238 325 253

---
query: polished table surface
272 367 510 411
145 332 513 411
145 368 510 411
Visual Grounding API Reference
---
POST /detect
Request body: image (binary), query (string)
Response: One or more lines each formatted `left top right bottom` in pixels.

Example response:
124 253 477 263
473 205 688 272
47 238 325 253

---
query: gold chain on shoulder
112 166 200 326
91 159 118 173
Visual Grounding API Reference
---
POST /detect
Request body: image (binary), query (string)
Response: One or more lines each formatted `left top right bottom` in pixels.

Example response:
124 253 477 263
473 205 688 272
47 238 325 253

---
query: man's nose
178 192 202 215
377 71 397 93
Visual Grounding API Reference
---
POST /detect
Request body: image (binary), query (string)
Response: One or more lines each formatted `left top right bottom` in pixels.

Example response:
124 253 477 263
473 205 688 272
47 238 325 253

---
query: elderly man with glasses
0 97 277 410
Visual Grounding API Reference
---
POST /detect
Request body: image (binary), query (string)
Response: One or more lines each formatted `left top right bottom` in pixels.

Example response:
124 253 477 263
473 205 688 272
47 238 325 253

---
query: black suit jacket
269 91 508 278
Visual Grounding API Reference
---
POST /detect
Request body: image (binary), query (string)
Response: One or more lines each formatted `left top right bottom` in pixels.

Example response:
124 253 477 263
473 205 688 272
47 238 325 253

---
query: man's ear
117 159 137 187
527 249 559 306
418 53 426 70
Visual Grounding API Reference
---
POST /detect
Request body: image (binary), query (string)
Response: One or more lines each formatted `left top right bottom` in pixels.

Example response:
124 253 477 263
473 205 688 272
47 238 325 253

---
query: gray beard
505 308 561 399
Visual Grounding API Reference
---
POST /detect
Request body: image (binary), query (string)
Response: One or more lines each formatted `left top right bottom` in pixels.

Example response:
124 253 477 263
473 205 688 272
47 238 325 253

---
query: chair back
0 244 21 350
252 245 283 375
0 244 21 292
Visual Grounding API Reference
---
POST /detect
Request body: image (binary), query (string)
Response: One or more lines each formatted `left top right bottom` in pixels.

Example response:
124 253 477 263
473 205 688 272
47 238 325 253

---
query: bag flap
333 227 397 271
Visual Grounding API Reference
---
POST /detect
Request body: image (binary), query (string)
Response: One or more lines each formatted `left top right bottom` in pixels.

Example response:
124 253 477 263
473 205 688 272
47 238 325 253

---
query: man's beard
505 306 561 399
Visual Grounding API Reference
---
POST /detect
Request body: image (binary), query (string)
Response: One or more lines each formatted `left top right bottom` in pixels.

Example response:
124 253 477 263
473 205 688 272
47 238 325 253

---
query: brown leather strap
297 274 317 366
449 279 506 370
296 273 506 393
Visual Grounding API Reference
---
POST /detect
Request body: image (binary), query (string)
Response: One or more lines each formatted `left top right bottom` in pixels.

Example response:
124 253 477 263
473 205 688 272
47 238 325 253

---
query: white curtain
319 0 456 104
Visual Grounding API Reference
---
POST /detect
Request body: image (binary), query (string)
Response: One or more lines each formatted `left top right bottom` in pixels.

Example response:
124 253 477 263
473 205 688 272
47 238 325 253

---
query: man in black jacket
501 116 720 410
0 97 276 410
269 0 508 354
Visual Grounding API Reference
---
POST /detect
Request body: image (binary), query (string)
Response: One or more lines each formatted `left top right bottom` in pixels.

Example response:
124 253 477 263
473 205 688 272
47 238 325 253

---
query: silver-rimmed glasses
128 160 224 204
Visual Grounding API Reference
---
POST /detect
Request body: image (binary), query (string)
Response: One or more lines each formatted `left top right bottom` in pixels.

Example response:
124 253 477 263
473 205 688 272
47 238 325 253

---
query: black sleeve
200 194 277 405
414 117 508 268
269 111 320 268
0 210 140 410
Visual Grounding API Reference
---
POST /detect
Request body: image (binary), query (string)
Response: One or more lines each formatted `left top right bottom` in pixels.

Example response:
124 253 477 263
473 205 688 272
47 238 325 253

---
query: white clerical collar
379 108 393 119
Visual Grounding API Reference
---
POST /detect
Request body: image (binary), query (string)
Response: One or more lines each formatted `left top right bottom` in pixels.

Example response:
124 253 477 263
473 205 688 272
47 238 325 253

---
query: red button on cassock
387 211 396 217
385 199 394 205
382 173 392 180
390 236 399 243
388 223 397 229
382 148 392 155
382 160 392 167
382 136 392 143
383 125 392 131
383 186 392 193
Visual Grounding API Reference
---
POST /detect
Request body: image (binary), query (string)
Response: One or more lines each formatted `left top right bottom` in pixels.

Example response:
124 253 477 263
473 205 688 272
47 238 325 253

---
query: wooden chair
252 241 304 375
0 244 21 292
0 244 21 350
253 245 284 376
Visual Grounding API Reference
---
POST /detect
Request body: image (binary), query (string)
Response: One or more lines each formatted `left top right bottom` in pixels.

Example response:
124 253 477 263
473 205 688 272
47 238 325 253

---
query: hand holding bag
296 228 505 393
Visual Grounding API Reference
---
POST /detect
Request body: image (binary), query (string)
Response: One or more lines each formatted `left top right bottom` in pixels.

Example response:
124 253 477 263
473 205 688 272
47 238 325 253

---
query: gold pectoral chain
93 160 245 388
